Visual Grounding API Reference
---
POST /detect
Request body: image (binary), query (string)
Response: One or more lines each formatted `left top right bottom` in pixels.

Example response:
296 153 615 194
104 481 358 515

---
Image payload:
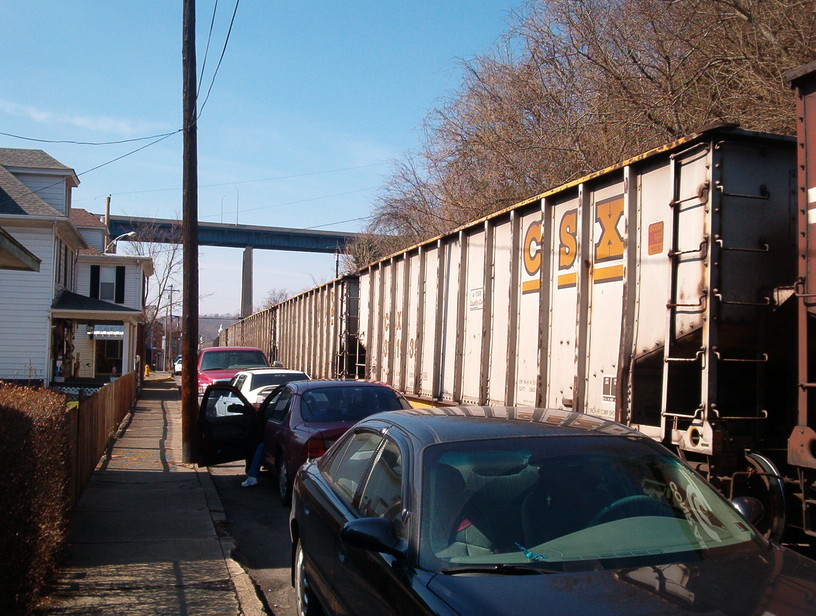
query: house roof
0 148 79 186
0 165 62 217
69 208 106 228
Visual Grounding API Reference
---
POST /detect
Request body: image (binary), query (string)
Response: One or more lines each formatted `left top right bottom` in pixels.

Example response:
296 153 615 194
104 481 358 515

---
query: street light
105 231 136 253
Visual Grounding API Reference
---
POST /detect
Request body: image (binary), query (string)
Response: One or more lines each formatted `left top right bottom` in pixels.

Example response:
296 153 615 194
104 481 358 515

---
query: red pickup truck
196 346 268 400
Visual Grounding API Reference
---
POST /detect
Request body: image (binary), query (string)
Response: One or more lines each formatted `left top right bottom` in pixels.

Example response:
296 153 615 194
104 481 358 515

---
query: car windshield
200 350 267 371
300 386 403 422
419 436 760 573
250 372 308 389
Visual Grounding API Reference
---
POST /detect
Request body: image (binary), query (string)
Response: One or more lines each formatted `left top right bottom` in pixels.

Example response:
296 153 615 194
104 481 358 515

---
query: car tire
295 538 323 616
278 459 292 506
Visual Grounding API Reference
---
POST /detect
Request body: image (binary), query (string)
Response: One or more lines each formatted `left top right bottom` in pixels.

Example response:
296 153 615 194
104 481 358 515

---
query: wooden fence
66 370 137 508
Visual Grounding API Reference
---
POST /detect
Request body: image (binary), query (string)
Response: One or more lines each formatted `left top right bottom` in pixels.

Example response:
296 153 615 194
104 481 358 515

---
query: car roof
199 346 264 353
286 379 398 392
363 406 643 445
235 368 309 376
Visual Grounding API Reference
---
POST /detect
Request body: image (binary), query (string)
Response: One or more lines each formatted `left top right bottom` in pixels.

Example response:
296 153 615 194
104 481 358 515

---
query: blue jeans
247 442 264 479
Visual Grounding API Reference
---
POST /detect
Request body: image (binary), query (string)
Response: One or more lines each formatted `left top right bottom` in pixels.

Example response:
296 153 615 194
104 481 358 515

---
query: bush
0 384 69 615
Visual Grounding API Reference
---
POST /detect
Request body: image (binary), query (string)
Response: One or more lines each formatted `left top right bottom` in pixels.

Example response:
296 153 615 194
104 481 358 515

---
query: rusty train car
217 62 816 542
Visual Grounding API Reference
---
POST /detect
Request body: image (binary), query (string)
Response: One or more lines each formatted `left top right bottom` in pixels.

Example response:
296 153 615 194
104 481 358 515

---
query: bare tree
257 287 289 311
366 0 816 247
122 219 183 335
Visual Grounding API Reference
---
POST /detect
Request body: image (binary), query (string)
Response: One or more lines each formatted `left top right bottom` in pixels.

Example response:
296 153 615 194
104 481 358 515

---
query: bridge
107 215 360 316
107 215 358 253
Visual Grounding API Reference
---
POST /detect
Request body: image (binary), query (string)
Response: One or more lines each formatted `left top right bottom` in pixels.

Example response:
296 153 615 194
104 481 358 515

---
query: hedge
0 384 69 615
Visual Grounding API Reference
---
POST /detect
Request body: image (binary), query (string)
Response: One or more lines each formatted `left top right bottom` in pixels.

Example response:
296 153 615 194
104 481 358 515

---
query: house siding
0 226 54 381
76 260 145 311
15 173 67 214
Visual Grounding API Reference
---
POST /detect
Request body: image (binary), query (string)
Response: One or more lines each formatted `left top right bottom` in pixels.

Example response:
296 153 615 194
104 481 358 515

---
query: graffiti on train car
522 196 625 294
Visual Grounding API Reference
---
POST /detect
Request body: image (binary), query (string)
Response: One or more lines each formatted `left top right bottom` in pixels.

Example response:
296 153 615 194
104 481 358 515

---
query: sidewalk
39 375 265 615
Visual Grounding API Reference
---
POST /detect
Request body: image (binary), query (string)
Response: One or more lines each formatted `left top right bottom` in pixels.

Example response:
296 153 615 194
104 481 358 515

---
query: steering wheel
588 495 663 526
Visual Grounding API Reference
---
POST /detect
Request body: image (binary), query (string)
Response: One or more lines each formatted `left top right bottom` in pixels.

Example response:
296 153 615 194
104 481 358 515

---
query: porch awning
50 290 142 323
92 325 124 340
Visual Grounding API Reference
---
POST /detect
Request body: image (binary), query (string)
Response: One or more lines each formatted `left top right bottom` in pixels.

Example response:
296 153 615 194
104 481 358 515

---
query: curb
193 462 268 616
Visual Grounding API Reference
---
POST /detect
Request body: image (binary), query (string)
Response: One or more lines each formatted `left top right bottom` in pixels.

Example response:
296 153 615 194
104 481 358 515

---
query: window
323 431 383 503
100 267 116 300
300 386 405 422
90 265 126 303
359 438 403 525
267 389 293 422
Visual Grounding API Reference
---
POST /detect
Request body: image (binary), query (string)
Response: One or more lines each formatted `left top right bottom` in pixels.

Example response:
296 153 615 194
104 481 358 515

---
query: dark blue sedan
289 406 816 616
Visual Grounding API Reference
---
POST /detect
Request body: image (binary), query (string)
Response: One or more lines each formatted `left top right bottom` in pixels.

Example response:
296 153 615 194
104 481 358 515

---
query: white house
0 149 152 387
65 208 154 381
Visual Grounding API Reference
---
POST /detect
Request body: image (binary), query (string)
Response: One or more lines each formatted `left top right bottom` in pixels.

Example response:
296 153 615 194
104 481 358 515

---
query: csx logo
522 196 624 294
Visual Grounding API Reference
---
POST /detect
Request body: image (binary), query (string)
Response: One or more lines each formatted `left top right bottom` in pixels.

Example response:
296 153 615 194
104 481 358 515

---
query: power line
197 0 220 98
74 161 390 199
305 215 372 230
197 0 240 119
201 186 378 218
0 129 181 146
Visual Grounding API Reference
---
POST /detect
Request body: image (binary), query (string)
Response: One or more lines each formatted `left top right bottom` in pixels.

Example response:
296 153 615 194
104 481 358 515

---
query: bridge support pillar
241 246 253 317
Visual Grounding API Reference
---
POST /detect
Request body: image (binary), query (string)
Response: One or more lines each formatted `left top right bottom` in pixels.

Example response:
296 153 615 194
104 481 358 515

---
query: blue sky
1 1 523 314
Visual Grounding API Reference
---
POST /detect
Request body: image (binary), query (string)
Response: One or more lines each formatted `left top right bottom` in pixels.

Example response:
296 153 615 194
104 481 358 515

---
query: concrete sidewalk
39 375 265 615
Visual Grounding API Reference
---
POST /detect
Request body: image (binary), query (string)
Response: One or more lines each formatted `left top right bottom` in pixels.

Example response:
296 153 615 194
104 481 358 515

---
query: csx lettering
559 210 578 270
595 197 624 262
523 222 542 276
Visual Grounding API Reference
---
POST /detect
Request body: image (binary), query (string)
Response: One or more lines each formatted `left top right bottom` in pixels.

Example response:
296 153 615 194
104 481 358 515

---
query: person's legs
241 442 264 487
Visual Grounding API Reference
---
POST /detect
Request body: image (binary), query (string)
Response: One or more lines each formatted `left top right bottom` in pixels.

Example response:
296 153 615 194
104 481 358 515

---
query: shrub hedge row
0 384 69 616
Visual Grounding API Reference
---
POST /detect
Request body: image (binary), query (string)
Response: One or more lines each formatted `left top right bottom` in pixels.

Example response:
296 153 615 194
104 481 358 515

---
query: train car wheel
740 452 786 542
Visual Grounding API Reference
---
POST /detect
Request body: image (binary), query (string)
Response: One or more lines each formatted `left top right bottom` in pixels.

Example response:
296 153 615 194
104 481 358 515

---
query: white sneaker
241 477 258 487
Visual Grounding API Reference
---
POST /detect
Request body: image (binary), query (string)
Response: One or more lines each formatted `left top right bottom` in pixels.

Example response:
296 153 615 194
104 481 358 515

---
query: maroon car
196 379 411 500
262 380 412 504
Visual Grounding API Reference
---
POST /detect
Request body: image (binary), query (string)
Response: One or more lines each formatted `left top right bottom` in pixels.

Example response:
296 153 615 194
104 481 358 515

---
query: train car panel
584 179 627 421
404 249 422 395
628 161 674 439
439 235 462 401
419 243 441 398
545 192 581 410
515 207 543 407
460 228 487 404
487 217 513 405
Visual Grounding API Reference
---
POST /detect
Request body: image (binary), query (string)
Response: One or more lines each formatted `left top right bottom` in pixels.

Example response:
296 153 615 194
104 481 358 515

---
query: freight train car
215 63 816 541
356 124 798 540
218 277 364 380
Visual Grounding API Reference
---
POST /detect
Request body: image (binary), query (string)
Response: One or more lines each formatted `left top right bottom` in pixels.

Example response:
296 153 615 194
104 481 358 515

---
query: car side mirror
732 496 764 525
227 403 246 414
340 517 405 558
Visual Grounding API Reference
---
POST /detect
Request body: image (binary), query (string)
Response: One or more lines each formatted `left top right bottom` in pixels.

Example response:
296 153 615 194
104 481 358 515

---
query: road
207 461 295 616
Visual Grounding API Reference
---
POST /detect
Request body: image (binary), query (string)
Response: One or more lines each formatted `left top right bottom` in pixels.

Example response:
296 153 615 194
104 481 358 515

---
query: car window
266 389 293 422
323 431 383 504
418 435 760 572
252 372 309 389
233 374 246 390
300 386 405 422
359 438 404 529
200 350 267 371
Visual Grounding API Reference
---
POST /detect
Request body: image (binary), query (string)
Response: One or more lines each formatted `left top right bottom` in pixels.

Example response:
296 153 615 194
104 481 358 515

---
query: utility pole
181 0 200 463
168 284 175 357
